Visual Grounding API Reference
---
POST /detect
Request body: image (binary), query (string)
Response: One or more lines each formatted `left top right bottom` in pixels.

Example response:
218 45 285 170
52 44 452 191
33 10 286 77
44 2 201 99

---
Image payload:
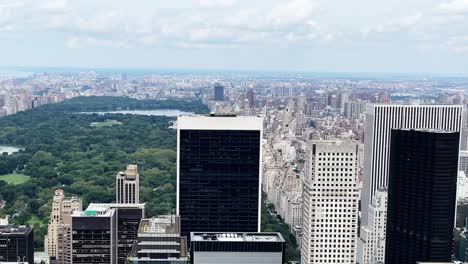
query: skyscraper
359 104 463 262
116 164 140 204
247 88 255 108
357 189 387 264
301 140 359 264
0 225 34 264
71 203 145 264
214 84 224 101
385 129 459 264
177 115 263 239
44 189 82 261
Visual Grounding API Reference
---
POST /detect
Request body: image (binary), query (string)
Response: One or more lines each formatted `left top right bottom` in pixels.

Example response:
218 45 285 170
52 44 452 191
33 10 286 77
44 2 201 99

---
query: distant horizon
1 65 468 79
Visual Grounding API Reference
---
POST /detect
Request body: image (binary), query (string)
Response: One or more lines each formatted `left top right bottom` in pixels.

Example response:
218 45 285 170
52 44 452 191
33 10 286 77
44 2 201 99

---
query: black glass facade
385 129 459 264
178 129 260 239
117 208 143 264
214 85 224 101
0 227 34 264
72 216 116 264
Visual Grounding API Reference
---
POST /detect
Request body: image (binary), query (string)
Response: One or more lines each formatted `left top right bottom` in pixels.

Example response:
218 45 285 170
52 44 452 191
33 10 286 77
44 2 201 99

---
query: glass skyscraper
177 115 263 239
385 129 459 264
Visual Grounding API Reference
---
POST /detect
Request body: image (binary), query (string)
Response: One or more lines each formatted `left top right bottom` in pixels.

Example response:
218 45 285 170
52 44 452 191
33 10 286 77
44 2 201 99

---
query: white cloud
362 12 423 35
197 0 236 8
439 0 468 13
66 35 133 48
267 0 317 25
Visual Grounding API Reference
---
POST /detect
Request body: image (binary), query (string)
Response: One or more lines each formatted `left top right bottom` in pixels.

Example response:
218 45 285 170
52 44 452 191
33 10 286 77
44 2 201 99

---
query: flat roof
139 215 180 234
191 232 285 243
0 225 32 235
177 115 263 131
72 203 145 217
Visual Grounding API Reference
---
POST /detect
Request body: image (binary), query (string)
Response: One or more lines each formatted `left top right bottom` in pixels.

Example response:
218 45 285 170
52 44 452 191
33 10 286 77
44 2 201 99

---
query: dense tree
0 97 299 263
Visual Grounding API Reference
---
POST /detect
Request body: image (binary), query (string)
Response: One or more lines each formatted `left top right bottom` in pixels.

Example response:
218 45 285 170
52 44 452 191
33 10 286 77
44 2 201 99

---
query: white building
460 151 468 176
302 140 359 264
44 189 82 259
116 164 140 204
360 105 463 262
357 189 387 264
458 171 468 200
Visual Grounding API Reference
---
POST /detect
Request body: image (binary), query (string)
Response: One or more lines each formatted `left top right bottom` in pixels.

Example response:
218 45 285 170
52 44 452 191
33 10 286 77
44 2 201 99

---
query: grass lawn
90 119 122 127
0 173 31 185
27 215 44 227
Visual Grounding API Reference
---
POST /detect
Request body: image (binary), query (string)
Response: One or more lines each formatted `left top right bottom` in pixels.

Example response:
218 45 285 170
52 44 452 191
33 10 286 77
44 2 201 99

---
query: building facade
177 115 263 239
190 232 285 264
71 203 145 264
357 189 387 264
116 164 140 204
0 225 34 264
301 140 359 264
360 105 463 262
214 84 224 101
129 215 188 264
385 129 459 264
44 189 82 262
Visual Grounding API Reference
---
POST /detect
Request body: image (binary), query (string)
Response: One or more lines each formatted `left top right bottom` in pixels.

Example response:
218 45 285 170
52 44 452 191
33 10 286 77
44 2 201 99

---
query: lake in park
0 146 22 155
80 109 194 117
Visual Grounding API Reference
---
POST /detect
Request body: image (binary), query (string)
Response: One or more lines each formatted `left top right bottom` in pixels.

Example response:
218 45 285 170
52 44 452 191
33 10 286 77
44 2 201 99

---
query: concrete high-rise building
0 225 34 264
177 115 263 239
71 203 145 264
460 150 468 176
190 232 285 264
359 105 463 262
214 84 224 101
129 215 188 263
247 88 255 108
357 189 387 264
301 140 359 264
116 164 140 204
385 129 459 264
44 189 82 261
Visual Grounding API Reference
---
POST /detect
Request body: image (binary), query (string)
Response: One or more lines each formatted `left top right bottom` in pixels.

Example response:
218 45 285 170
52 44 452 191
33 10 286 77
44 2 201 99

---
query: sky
0 0 468 74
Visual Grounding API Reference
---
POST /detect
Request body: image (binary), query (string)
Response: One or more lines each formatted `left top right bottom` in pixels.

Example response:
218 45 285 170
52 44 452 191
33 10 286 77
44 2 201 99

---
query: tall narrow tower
359 104 463 263
385 129 459 264
116 164 140 204
177 115 263 239
301 140 359 264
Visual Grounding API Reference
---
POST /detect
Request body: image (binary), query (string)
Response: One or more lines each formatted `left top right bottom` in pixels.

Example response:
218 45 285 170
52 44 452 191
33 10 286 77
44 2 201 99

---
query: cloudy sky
0 0 468 74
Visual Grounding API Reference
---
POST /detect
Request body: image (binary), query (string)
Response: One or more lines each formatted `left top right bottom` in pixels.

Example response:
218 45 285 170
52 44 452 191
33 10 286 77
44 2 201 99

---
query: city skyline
0 0 468 74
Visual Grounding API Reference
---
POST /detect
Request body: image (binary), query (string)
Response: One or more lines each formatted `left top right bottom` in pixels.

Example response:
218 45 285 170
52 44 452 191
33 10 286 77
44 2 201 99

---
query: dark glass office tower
71 203 144 264
385 129 459 264
177 115 263 239
0 226 34 264
213 84 224 101
116 207 144 264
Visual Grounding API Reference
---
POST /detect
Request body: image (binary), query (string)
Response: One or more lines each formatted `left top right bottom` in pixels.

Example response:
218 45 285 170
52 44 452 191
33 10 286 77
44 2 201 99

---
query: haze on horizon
0 0 467 74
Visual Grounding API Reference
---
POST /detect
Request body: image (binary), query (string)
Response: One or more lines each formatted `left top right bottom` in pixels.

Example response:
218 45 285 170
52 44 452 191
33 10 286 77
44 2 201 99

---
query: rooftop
72 203 145 217
191 232 285 243
139 215 180 234
0 225 32 235
177 115 263 131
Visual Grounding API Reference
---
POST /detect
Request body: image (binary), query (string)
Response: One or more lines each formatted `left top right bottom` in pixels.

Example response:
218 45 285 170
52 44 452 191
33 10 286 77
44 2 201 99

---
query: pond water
80 109 194 117
0 146 22 155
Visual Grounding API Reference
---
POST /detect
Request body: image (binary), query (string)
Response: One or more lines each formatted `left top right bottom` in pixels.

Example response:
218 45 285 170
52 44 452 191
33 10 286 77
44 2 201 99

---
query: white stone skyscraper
359 104 463 263
44 189 82 261
116 164 140 204
357 189 387 264
302 140 359 264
